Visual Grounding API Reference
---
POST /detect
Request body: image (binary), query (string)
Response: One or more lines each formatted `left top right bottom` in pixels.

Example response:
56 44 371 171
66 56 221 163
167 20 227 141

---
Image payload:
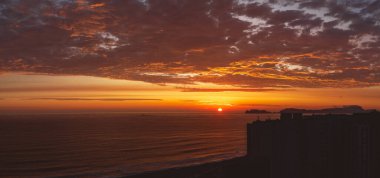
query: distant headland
245 109 272 114
245 105 377 115
280 105 376 114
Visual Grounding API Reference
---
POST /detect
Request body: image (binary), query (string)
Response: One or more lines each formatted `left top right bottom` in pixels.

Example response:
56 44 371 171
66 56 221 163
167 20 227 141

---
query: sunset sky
0 0 380 113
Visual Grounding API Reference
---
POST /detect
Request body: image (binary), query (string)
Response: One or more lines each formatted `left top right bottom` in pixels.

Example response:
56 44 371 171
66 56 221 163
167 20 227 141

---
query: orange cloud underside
0 73 379 113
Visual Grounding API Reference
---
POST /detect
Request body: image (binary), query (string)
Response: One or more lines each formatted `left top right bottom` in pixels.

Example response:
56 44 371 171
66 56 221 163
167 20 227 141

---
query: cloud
27 98 162 101
238 103 282 107
0 86 160 92
178 87 290 92
0 0 379 88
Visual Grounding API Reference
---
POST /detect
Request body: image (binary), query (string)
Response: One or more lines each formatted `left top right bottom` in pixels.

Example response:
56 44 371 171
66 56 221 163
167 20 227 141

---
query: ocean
0 113 278 178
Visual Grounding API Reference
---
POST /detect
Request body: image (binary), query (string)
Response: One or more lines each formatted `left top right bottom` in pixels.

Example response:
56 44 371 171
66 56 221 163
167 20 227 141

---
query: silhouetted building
280 112 293 120
247 112 380 178
280 112 303 120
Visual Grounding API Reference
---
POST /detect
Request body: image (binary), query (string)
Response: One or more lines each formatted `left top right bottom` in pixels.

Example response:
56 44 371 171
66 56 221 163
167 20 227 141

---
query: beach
126 156 269 178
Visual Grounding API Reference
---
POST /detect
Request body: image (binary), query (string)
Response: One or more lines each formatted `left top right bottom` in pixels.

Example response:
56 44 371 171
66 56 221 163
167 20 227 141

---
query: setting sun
218 108 223 112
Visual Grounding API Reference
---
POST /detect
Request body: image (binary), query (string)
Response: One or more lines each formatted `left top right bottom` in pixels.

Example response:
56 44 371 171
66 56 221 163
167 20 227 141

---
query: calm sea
0 113 278 178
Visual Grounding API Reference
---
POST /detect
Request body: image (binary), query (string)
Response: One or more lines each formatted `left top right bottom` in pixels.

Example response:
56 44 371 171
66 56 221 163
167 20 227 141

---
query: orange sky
1 73 379 113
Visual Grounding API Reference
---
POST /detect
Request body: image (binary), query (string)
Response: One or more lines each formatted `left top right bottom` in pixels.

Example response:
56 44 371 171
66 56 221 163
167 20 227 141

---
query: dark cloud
27 98 162 101
238 103 282 107
0 0 379 88
178 87 290 92
0 86 160 92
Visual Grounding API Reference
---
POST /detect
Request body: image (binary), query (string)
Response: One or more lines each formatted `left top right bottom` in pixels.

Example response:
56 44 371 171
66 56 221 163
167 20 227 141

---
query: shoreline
124 156 269 178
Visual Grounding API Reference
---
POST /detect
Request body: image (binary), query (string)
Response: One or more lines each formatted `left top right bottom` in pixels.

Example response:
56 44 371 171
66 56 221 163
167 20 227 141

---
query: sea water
0 112 278 178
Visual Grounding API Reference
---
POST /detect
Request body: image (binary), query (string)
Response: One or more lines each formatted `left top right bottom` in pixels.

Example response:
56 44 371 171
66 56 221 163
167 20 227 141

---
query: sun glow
218 107 223 112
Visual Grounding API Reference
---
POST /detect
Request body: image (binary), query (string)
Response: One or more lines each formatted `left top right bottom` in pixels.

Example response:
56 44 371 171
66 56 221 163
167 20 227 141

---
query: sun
217 107 223 112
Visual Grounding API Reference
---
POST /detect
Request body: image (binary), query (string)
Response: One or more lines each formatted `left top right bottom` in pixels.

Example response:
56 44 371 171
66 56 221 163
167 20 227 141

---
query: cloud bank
0 0 379 88
28 98 162 101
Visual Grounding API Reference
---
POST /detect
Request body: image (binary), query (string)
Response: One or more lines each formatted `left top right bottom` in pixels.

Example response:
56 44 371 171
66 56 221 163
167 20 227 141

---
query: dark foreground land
126 156 268 178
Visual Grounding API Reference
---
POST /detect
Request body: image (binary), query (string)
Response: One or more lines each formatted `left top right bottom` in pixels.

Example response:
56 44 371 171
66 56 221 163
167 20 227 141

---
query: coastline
124 156 269 178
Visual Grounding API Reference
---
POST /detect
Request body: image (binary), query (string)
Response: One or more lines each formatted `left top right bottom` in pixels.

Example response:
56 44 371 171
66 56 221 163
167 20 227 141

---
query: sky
0 0 380 113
